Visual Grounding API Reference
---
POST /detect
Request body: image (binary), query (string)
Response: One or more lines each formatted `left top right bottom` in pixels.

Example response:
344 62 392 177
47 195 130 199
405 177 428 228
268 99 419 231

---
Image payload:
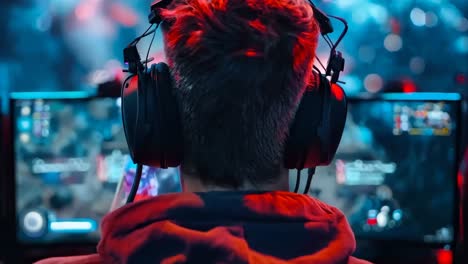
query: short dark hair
161 0 320 188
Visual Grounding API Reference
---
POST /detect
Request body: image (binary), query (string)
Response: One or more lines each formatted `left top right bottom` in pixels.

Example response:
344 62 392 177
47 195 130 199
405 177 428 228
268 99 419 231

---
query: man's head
160 0 320 190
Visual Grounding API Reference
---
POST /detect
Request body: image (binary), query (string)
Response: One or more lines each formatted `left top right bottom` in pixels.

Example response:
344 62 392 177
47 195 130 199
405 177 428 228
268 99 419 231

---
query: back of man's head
161 0 320 189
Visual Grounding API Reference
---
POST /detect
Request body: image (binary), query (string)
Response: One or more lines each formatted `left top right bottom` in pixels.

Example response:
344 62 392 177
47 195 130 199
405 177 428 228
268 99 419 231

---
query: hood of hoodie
97 191 357 264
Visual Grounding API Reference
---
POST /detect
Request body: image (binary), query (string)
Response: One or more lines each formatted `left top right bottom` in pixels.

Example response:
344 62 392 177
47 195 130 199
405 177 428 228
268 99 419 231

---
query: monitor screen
12 96 180 244
311 96 459 245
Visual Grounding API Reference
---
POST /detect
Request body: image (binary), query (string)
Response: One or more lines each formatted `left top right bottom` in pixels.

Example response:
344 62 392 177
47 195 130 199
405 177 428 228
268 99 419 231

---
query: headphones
121 0 348 199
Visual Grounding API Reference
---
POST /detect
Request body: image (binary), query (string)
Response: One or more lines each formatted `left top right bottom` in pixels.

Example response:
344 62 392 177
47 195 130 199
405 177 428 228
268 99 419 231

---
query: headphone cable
303 168 316 194
294 169 301 193
327 15 348 50
130 24 154 46
126 164 143 204
145 23 159 69
315 56 327 73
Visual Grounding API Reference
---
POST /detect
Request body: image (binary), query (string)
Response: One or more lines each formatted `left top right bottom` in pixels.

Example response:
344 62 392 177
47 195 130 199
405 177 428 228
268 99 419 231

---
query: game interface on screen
311 100 458 244
13 97 181 243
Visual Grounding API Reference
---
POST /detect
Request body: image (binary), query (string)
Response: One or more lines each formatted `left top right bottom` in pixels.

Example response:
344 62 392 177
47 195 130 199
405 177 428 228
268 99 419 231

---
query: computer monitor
10 92 180 244
311 93 461 246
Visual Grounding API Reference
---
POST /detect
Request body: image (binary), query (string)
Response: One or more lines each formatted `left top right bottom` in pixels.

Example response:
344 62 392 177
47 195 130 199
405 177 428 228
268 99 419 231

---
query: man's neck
181 174 289 193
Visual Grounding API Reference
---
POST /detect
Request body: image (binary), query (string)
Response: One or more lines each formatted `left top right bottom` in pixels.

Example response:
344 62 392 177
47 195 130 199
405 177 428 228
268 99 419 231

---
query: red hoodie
36 191 371 264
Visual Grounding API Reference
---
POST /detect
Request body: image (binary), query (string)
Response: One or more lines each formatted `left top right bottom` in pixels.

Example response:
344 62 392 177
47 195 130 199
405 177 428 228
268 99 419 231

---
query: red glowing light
457 171 463 189
244 49 260 57
367 218 377 226
389 18 401 35
436 249 452 264
186 31 203 48
455 73 466 84
249 19 267 33
402 79 417 93
124 75 139 96
331 83 345 100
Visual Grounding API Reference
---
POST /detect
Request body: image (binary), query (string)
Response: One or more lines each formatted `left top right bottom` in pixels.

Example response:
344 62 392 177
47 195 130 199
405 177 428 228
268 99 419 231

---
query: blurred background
0 0 467 264
0 0 467 100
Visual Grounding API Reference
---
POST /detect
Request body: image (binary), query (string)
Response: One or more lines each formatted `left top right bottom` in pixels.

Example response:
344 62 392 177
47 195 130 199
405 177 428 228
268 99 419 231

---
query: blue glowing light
454 36 468 54
393 209 403 221
10 91 95 100
17 117 32 131
49 219 98 233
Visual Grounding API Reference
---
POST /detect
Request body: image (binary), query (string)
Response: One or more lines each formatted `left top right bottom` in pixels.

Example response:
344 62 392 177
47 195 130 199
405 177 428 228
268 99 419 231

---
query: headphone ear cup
123 62 183 168
284 72 347 169
318 78 347 165
121 75 139 161
132 64 159 166
153 63 184 167
284 72 324 169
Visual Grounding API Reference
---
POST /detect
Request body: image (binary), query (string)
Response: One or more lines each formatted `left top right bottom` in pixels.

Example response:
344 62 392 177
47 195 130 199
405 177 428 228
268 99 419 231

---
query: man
37 0 369 263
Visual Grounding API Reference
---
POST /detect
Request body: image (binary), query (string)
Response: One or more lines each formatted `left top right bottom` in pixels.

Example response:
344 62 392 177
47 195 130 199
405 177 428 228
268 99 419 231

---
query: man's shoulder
34 254 102 264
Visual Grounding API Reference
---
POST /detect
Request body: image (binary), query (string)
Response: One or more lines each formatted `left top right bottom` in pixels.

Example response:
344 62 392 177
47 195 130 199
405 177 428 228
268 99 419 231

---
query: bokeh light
384 34 403 52
425 11 439 27
410 8 426 27
0 0 466 99
364 74 384 93
454 36 468 54
458 17 468 32
409 57 426 75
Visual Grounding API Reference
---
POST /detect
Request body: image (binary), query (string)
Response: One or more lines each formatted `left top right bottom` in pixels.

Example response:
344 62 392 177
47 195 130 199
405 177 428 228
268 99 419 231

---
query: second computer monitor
11 93 180 244
311 93 460 246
